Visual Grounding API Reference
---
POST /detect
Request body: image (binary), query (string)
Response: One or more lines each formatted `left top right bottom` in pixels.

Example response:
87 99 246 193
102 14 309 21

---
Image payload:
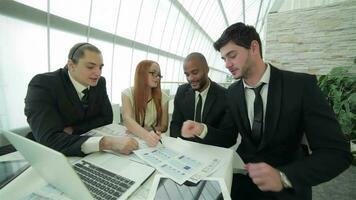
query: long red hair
133 60 162 127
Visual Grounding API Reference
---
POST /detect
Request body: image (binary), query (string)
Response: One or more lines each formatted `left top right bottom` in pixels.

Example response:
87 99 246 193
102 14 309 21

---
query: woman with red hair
121 60 169 147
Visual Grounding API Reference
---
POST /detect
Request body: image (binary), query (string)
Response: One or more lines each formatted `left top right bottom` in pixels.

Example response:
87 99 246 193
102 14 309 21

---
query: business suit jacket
227 65 351 199
170 80 236 147
25 67 113 157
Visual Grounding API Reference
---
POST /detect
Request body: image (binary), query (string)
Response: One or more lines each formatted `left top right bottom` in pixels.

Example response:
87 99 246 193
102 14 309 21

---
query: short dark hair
213 22 263 58
184 52 208 68
68 42 101 64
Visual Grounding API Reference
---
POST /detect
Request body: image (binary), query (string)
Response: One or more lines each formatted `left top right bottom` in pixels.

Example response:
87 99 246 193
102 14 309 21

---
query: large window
1 0 278 129
0 14 47 129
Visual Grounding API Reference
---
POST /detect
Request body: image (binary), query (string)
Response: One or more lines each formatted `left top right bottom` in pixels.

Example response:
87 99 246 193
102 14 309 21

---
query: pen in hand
151 125 163 144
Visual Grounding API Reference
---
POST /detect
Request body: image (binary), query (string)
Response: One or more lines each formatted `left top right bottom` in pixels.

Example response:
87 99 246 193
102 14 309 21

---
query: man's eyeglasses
148 71 163 79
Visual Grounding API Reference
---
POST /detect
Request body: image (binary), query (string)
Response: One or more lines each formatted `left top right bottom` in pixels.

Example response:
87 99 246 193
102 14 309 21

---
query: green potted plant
318 66 356 165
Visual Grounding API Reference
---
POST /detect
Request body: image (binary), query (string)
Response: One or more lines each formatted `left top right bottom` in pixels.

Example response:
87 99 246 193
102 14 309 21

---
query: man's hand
181 120 203 138
143 131 161 147
100 136 139 155
63 126 73 134
245 162 283 192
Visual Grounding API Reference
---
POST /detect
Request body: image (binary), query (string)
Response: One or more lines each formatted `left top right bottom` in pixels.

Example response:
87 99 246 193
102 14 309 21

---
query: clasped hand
181 120 203 138
101 136 139 155
245 162 283 192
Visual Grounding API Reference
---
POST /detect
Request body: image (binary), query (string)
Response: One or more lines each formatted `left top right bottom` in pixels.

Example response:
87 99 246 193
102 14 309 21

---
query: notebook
3 130 155 200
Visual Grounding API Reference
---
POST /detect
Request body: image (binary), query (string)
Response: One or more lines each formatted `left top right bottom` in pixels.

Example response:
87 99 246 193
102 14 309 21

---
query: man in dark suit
170 52 236 147
211 22 352 200
25 43 138 157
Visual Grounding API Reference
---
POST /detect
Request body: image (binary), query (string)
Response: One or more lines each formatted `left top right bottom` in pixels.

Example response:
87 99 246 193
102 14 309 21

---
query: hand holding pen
151 125 163 144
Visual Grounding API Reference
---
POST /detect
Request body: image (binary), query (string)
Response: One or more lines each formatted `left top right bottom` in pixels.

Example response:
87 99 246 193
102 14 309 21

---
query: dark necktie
195 94 202 122
251 83 265 145
81 88 89 109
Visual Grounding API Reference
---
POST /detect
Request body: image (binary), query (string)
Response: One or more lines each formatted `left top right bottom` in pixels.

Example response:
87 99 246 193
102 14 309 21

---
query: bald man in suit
170 52 236 148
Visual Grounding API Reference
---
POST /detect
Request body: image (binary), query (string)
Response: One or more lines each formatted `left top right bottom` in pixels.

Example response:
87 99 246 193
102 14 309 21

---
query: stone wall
265 0 356 75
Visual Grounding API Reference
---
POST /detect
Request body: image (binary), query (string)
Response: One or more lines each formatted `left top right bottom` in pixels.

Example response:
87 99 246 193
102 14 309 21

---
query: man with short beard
170 52 236 148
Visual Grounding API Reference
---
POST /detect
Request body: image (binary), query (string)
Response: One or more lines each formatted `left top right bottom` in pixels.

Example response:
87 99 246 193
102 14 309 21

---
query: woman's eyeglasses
148 71 163 79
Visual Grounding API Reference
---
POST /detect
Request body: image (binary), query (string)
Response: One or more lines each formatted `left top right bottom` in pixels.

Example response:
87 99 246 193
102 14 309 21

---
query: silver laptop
3 130 155 200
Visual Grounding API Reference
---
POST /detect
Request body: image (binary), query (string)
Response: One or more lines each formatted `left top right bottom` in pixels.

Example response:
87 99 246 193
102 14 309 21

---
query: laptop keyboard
73 160 135 200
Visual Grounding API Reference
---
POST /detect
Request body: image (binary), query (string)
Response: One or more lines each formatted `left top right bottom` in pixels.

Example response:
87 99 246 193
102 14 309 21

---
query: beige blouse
122 87 169 129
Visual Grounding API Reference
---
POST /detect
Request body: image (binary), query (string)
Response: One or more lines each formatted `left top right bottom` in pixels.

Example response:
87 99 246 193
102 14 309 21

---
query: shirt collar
243 63 271 88
195 79 211 99
68 71 89 95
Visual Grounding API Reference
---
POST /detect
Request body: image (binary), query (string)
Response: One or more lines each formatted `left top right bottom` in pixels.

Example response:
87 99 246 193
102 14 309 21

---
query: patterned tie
81 88 89 109
195 94 202 122
251 83 265 145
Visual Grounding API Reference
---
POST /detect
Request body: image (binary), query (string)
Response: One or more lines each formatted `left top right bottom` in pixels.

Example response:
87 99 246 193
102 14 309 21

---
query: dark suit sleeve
189 89 237 148
25 75 89 157
279 75 352 194
170 87 184 138
200 109 237 148
191 84 237 148
71 78 113 134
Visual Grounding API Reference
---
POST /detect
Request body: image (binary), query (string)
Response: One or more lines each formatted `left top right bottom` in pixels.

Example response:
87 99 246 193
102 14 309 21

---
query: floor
313 166 356 200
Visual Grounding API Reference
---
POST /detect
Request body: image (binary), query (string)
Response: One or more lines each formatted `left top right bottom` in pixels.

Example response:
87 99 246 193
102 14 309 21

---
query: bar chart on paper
135 147 203 184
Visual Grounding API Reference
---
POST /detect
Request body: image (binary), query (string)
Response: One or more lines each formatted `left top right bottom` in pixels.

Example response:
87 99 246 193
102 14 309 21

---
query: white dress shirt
242 64 270 131
195 81 211 139
68 72 102 154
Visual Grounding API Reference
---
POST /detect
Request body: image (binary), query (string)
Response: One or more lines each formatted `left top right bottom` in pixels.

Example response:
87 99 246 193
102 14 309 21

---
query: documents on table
188 157 221 183
134 147 222 185
83 123 149 149
84 123 127 136
20 184 71 200
84 124 225 184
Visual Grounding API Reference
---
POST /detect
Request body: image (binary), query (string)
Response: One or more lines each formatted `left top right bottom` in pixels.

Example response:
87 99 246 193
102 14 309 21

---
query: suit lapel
60 68 85 117
233 81 252 136
184 88 195 120
259 65 282 150
202 82 216 122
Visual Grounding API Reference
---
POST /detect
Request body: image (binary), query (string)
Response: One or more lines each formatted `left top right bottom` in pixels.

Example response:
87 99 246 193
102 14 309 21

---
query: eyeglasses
148 71 163 79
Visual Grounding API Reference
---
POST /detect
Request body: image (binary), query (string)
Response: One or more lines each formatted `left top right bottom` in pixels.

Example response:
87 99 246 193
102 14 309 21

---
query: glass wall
0 0 275 129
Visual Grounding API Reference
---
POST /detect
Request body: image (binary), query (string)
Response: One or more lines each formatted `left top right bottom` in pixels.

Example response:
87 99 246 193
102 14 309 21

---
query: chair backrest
0 126 31 147
111 104 121 124
162 89 170 97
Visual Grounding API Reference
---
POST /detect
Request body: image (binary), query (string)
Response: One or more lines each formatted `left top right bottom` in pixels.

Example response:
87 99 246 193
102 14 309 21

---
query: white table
0 136 239 200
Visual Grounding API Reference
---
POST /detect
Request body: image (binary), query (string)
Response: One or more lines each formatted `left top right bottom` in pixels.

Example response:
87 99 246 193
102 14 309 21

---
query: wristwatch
279 171 293 188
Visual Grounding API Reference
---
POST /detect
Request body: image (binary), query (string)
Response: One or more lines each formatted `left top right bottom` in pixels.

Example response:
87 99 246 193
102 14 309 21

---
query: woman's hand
143 131 161 147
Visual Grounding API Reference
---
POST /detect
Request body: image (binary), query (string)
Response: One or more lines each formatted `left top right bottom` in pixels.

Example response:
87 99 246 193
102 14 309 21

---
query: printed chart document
134 147 202 184
188 157 221 183
173 138 229 183
134 147 221 185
